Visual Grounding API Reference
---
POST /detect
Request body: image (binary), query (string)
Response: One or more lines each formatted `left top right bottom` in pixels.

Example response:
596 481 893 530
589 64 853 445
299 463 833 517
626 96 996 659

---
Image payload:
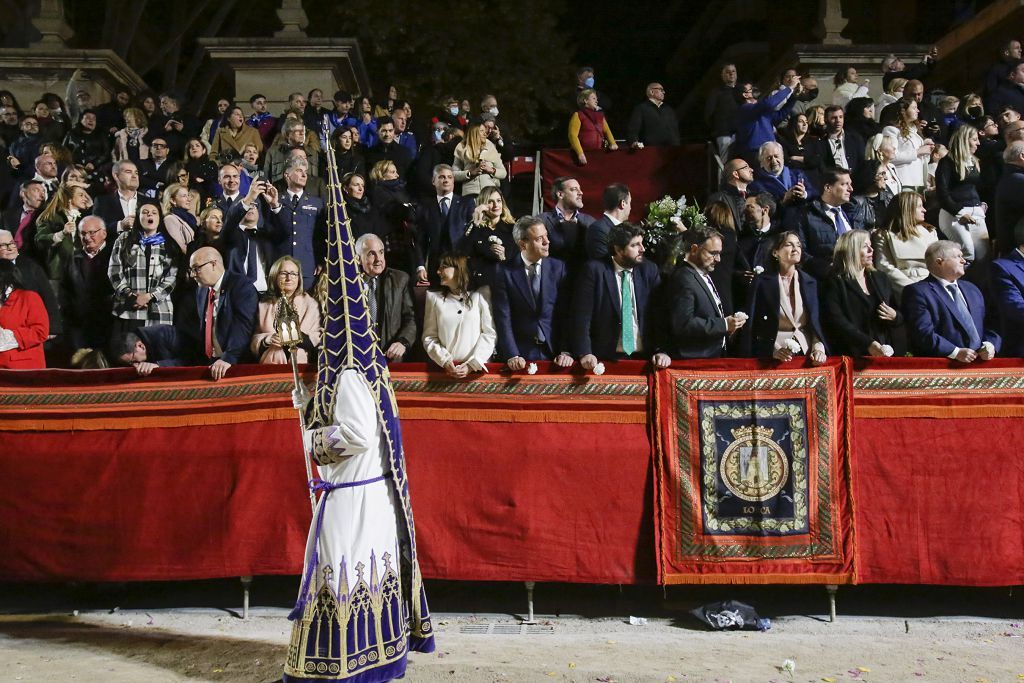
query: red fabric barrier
3 359 1024 586
541 146 707 221
0 363 654 584
851 358 1024 585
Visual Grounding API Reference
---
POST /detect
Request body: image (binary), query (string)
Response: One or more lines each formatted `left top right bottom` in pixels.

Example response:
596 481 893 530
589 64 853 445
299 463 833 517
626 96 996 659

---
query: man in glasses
58 216 114 351
0 106 20 147
181 246 258 380
138 133 173 198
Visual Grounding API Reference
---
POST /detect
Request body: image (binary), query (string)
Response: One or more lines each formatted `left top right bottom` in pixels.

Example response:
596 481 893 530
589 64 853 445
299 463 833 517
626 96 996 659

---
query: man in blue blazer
266 158 327 290
492 215 575 369
902 240 1001 362
182 247 259 380
572 223 671 370
784 168 864 280
417 164 475 285
221 178 275 292
584 183 631 259
989 227 1024 356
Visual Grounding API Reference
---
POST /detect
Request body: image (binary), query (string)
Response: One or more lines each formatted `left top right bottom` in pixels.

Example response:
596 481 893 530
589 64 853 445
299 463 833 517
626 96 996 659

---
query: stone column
275 0 309 38
817 0 852 46
29 0 74 49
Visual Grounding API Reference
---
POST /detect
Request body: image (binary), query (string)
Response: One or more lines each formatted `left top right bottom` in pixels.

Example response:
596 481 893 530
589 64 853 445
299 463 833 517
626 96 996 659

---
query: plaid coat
107 232 179 325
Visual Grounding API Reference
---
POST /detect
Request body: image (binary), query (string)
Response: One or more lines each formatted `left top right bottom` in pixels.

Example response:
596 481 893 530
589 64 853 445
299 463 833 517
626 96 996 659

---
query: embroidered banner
653 360 855 584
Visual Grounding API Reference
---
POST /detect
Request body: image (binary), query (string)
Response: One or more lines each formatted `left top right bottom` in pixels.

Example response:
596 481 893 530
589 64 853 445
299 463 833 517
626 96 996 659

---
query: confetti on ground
822 678 836 682
569 662 576 669
857 668 870 673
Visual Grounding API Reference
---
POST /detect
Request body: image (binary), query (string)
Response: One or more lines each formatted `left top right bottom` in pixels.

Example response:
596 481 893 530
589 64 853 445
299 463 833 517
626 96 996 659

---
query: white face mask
488 107 499 117
449 106 459 117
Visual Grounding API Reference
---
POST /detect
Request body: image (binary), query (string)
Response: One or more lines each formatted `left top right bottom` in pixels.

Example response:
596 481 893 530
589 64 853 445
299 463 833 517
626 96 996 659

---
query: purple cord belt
287 474 387 621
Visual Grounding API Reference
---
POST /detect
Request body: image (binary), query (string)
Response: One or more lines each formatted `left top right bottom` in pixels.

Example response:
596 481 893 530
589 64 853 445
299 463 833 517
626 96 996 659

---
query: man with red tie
184 246 258 380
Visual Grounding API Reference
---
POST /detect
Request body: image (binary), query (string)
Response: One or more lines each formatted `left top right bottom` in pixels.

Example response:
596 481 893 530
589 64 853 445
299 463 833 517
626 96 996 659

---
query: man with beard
572 222 670 369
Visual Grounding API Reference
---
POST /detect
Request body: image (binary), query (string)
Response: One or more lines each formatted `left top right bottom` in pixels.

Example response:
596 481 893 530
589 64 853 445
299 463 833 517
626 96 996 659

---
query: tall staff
275 297 316 514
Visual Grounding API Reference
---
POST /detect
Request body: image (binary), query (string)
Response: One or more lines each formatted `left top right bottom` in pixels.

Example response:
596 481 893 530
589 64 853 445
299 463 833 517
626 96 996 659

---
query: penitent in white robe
284 369 410 683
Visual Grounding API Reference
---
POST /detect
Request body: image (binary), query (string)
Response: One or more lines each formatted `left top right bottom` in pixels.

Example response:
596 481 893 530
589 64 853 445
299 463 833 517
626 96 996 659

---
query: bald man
627 82 680 148
182 246 258 380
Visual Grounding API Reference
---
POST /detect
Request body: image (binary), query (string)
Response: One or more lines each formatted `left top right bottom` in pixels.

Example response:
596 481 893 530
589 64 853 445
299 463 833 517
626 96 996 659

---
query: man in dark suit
267 158 327 290
3 179 46 261
58 216 114 351
180 247 259 380
785 168 864 280
417 164 475 285
356 233 416 361
492 216 574 370
137 133 174 198
667 226 747 359
108 324 188 376
221 178 274 293
707 158 753 230
540 176 595 267
585 183 631 259
572 223 671 370
990 228 1024 356
626 82 680 148
147 91 202 159
272 148 326 199
214 163 245 215
365 117 413 180
986 59 1024 120
902 240 1001 361
91 160 140 236
812 106 865 179
994 141 1024 256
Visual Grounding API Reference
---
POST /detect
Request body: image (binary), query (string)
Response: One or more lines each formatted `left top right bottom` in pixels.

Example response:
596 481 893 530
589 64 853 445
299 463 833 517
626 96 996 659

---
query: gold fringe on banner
855 404 1024 418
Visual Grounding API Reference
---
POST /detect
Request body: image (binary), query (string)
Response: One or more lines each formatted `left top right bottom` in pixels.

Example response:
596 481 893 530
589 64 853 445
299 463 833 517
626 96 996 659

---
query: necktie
367 276 378 325
947 283 981 349
621 270 636 356
440 196 449 217
291 193 300 210
203 288 216 358
528 262 540 303
15 211 32 247
704 273 725 315
528 262 545 343
830 207 849 235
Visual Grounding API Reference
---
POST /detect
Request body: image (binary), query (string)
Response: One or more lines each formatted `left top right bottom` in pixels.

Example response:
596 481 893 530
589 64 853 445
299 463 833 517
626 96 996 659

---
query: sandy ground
1 605 1023 683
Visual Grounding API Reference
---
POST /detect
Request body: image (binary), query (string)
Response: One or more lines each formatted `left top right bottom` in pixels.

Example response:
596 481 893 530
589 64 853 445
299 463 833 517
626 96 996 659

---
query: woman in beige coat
250 256 322 364
872 191 939 298
452 124 506 198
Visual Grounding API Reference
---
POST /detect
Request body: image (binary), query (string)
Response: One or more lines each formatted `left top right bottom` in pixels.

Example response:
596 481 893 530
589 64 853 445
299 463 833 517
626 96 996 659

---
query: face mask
967 105 983 118
584 77 595 89
433 129 444 142
449 106 459 117
488 107 499 117
798 88 819 102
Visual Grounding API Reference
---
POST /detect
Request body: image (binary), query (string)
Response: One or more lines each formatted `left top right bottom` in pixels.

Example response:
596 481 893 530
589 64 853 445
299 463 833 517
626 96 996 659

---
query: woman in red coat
0 260 49 369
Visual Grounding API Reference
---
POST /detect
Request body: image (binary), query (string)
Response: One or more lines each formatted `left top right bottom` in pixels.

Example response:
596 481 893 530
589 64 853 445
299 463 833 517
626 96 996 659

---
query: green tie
621 270 636 356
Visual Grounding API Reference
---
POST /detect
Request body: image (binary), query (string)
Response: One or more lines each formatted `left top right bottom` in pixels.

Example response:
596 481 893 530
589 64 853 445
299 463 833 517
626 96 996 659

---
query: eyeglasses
277 271 300 279
80 228 104 238
150 143 167 148
188 260 215 275
0 241 16 249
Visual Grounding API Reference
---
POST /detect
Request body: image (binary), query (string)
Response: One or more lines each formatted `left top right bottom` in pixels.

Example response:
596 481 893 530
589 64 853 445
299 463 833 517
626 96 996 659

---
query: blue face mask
433 129 444 142
449 106 459 117
584 77 595 89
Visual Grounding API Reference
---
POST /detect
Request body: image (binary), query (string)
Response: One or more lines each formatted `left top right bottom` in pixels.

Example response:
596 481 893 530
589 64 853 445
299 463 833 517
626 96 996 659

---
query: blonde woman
872 191 939 297
865 132 903 195
452 123 506 197
250 256 321 364
935 125 987 265
33 183 92 280
160 182 197 252
459 185 516 293
422 253 495 377
568 88 618 165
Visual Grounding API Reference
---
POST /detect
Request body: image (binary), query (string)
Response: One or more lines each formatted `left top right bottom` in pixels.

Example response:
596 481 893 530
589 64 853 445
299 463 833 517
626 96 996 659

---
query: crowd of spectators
1 42 1024 376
